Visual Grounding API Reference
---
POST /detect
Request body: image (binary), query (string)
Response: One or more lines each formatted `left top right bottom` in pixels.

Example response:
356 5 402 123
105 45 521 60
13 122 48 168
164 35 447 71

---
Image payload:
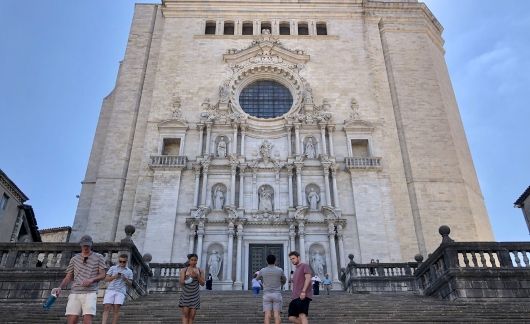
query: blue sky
0 1 528 242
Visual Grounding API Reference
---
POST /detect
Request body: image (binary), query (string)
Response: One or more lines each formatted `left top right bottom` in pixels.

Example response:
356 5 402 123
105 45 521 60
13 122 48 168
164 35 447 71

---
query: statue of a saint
307 188 320 210
219 82 229 102
217 138 227 158
311 251 326 279
305 138 316 159
213 186 225 210
208 250 222 280
259 187 273 211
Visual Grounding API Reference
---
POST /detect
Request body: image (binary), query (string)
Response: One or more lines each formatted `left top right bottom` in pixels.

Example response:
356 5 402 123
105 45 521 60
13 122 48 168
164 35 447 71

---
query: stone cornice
0 169 28 203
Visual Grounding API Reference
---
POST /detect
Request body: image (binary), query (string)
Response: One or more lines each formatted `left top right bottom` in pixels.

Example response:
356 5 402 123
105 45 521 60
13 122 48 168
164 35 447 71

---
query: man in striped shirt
55 235 107 324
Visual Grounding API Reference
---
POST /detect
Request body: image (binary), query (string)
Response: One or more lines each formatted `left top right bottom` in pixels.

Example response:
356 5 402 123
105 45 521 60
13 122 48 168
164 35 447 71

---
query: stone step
2 291 530 323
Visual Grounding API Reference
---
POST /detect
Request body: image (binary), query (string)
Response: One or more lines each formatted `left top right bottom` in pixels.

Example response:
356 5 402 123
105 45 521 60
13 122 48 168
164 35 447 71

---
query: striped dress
178 268 201 309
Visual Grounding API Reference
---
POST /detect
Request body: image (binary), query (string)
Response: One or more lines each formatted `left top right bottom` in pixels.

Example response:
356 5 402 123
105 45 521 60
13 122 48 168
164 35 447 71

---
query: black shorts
288 298 312 317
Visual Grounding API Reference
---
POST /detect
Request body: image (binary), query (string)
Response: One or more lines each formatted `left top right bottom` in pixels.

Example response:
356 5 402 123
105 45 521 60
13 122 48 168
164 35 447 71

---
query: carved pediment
344 119 375 132
157 118 189 131
224 35 310 66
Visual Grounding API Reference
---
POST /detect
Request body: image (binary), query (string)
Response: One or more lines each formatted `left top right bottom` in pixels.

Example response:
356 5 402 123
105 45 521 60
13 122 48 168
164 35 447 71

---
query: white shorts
103 290 126 305
65 292 97 316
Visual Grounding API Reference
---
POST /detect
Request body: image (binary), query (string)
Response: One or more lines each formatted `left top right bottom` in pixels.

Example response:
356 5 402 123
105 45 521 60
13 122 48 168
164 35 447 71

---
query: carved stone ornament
192 206 210 219
202 36 312 124
251 210 281 222
294 206 308 220
285 95 332 125
171 96 185 121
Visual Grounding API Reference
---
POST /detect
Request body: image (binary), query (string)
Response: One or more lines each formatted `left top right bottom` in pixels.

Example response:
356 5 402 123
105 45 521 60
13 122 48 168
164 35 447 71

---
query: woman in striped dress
179 253 205 324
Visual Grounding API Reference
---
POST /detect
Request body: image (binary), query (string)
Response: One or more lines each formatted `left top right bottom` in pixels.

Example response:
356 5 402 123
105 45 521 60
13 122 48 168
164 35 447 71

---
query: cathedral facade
72 0 493 289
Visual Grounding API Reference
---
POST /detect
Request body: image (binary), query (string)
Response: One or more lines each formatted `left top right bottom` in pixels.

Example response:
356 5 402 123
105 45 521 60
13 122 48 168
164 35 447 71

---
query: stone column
230 163 237 206
201 163 210 206
322 164 332 206
275 170 280 210
193 164 202 207
226 222 235 282
196 221 205 266
337 224 345 269
287 165 294 208
252 171 258 210
286 125 292 156
289 223 296 252
205 122 213 155
328 222 339 281
298 221 306 261
320 124 328 156
240 125 247 156
232 123 238 155
239 165 246 209
188 224 196 254
327 125 335 156
295 163 303 206
235 223 244 286
294 123 301 155
331 164 340 209
197 124 204 155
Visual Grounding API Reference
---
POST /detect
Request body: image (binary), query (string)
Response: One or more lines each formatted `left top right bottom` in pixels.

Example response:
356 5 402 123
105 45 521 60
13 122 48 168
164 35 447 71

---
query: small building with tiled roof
0 169 41 242
39 226 72 242
514 186 530 235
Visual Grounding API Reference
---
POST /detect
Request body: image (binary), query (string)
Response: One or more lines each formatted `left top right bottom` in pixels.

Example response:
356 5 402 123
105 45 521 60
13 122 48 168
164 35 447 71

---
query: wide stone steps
2 291 530 323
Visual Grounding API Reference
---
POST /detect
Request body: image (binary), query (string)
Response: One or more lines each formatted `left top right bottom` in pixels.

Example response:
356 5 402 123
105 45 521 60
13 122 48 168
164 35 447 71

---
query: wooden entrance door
248 244 283 289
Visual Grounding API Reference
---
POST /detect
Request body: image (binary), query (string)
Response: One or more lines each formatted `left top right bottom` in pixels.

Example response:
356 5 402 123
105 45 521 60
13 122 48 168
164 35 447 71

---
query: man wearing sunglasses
55 235 107 324
102 254 134 324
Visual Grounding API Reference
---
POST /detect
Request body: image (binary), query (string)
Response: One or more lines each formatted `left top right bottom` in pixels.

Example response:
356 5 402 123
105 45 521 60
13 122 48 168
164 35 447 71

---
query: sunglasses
83 257 88 264
118 260 127 264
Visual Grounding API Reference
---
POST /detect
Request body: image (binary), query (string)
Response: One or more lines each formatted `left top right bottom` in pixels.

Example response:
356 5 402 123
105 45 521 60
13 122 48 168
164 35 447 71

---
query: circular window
239 80 293 118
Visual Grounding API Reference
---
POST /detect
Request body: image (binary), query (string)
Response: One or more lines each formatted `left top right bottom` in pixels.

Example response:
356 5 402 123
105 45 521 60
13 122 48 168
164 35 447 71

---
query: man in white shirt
102 254 133 324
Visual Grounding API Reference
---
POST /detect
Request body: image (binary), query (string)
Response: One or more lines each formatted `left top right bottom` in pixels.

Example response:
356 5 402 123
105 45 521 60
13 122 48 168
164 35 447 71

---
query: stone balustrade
340 254 419 293
149 155 187 169
0 228 152 300
415 227 530 300
344 157 382 169
149 262 186 293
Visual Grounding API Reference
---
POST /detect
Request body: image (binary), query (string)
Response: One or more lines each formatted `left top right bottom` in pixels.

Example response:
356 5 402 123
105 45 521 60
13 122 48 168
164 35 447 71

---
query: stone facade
0 169 40 243
72 0 493 289
39 226 72 243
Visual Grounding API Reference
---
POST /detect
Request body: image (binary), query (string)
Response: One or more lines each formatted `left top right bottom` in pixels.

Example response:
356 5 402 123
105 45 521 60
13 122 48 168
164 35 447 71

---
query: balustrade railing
149 155 187 168
149 262 186 292
0 239 152 299
414 226 530 299
344 157 382 169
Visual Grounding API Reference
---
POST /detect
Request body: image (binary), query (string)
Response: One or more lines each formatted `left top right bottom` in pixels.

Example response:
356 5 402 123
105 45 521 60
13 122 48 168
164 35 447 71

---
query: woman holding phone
178 253 205 324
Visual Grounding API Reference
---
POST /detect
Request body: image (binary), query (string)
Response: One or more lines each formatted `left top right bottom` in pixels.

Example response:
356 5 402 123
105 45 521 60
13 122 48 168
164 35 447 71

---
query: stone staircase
3 290 530 323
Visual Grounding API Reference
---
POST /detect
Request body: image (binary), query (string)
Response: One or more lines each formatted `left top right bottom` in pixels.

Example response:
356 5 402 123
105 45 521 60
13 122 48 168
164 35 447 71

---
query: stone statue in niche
307 188 320 210
311 251 326 279
208 250 222 280
259 140 273 162
213 186 225 210
217 138 227 158
305 137 316 159
219 82 230 104
259 186 274 211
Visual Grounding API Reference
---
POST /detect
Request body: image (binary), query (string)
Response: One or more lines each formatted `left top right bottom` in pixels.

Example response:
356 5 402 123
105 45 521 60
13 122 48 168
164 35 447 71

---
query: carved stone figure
307 188 320 210
213 186 225 210
259 140 273 162
311 251 326 279
219 82 230 103
259 186 274 211
217 138 227 158
305 137 316 159
208 250 222 280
